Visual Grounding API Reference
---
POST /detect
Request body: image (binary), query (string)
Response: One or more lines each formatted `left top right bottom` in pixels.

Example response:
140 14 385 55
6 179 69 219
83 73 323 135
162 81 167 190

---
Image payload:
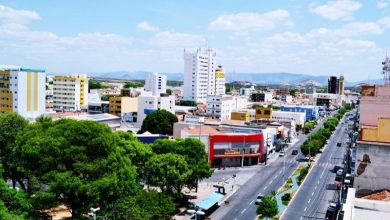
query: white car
255 194 264 205
337 169 344 176
279 151 285 157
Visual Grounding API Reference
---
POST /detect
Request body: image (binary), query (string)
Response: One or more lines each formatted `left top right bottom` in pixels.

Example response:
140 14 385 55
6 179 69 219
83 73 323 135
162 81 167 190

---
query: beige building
108 96 138 116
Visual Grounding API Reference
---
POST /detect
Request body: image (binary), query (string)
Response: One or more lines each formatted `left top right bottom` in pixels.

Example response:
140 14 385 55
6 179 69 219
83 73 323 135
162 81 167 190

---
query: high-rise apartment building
215 66 226 95
145 72 167 95
53 74 89 112
328 76 338 94
328 75 344 95
184 48 225 103
338 75 345 95
0 67 46 120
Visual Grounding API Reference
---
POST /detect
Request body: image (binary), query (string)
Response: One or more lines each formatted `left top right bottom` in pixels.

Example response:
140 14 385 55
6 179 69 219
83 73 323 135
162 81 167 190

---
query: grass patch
297 164 310 185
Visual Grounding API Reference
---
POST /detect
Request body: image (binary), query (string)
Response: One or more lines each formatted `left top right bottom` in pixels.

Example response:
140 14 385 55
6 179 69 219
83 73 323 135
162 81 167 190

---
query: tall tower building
328 76 339 94
0 67 46 120
338 75 345 95
145 72 167 95
183 48 217 103
53 74 89 112
215 66 226 95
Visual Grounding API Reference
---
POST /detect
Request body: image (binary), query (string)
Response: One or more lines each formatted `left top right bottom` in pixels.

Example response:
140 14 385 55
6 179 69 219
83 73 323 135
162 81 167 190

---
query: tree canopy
0 112 211 219
257 195 278 218
138 109 178 135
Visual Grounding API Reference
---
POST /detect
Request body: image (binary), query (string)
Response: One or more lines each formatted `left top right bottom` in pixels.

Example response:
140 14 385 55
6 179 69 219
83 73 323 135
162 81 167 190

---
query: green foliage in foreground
0 112 212 219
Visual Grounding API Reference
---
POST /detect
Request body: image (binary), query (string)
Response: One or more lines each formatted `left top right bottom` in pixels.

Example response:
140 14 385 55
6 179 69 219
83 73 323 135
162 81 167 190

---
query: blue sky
1 0 390 81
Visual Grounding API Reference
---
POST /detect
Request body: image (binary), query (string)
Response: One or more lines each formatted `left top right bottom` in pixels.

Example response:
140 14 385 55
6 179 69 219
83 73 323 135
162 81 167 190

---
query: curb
218 187 239 205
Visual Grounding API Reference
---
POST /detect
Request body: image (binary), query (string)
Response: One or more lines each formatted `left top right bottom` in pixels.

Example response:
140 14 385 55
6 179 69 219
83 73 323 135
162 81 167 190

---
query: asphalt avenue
210 117 328 220
282 116 350 220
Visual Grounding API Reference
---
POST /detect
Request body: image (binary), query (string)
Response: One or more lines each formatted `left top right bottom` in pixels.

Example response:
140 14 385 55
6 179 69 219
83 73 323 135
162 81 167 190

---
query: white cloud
378 16 390 28
309 0 363 20
210 9 290 31
137 21 159 31
148 31 205 48
377 0 390 9
0 5 40 24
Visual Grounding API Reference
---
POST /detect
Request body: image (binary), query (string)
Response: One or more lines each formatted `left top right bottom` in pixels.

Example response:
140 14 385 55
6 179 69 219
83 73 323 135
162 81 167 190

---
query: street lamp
90 207 100 220
187 209 205 220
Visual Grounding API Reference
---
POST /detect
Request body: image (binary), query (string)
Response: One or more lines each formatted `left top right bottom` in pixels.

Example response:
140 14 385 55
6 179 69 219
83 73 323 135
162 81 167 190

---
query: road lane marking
308 199 311 203
304 207 307 212
241 208 246 214
249 200 254 205
264 186 268 190
320 168 326 178
312 192 314 196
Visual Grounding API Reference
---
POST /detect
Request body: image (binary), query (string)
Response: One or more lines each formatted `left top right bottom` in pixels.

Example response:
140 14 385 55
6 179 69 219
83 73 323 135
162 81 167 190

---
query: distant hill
60 71 382 86
299 79 322 87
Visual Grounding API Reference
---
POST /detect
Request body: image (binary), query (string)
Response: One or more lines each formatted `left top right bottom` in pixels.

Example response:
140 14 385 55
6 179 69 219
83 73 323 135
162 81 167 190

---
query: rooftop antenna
382 53 390 85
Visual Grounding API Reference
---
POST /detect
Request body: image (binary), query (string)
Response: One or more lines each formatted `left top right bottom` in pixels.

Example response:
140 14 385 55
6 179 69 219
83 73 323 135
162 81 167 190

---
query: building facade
108 96 138 122
183 48 219 103
215 66 226 96
0 67 46 120
251 92 273 102
53 74 89 111
209 134 264 167
206 95 248 120
144 72 167 95
137 93 175 127
328 75 344 95
280 105 318 122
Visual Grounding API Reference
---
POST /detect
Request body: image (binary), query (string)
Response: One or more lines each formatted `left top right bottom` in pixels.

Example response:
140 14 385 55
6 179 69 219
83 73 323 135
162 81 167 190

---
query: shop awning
196 192 224 210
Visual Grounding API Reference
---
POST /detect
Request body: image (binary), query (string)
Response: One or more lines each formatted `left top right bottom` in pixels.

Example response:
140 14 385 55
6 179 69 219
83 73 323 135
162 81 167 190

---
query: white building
240 86 256 96
206 95 248 120
215 66 225 95
144 72 167 95
0 67 46 120
183 48 223 103
280 95 293 103
272 110 306 127
137 92 176 127
53 74 89 112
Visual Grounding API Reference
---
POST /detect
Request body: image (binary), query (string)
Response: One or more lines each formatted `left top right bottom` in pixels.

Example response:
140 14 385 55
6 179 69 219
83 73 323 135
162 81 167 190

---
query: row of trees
0 112 212 219
303 120 317 134
301 104 353 156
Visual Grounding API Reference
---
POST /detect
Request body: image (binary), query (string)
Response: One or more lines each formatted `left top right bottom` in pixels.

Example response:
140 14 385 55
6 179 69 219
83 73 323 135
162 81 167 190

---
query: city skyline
0 0 390 81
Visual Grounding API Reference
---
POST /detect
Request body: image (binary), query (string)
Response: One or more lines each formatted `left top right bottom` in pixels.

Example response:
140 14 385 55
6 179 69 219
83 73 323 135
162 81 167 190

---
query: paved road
210 118 328 220
282 116 350 220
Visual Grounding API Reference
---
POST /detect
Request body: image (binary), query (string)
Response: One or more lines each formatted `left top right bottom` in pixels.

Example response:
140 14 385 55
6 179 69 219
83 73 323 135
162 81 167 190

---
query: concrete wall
361 118 390 143
354 143 390 197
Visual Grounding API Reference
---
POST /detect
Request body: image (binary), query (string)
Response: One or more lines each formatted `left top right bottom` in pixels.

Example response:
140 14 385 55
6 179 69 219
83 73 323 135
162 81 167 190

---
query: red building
209 133 264 167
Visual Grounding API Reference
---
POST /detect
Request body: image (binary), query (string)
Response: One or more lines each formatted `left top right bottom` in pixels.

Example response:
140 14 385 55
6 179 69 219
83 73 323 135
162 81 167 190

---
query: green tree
107 190 176 220
0 167 31 219
89 79 103 91
0 112 29 189
289 89 298 97
124 81 144 88
178 100 197 106
15 119 139 217
151 138 213 191
257 195 278 218
114 131 154 181
166 89 173 95
144 153 191 195
138 109 178 135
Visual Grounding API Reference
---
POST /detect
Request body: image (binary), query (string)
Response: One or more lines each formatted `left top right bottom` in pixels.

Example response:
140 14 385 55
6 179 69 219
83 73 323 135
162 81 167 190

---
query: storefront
209 133 264 167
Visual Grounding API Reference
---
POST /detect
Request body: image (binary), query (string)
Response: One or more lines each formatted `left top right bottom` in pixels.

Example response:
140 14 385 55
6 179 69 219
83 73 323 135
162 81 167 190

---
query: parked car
292 150 299 155
279 152 285 157
331 165 343 173
255 194 264 205
337 143 342 147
